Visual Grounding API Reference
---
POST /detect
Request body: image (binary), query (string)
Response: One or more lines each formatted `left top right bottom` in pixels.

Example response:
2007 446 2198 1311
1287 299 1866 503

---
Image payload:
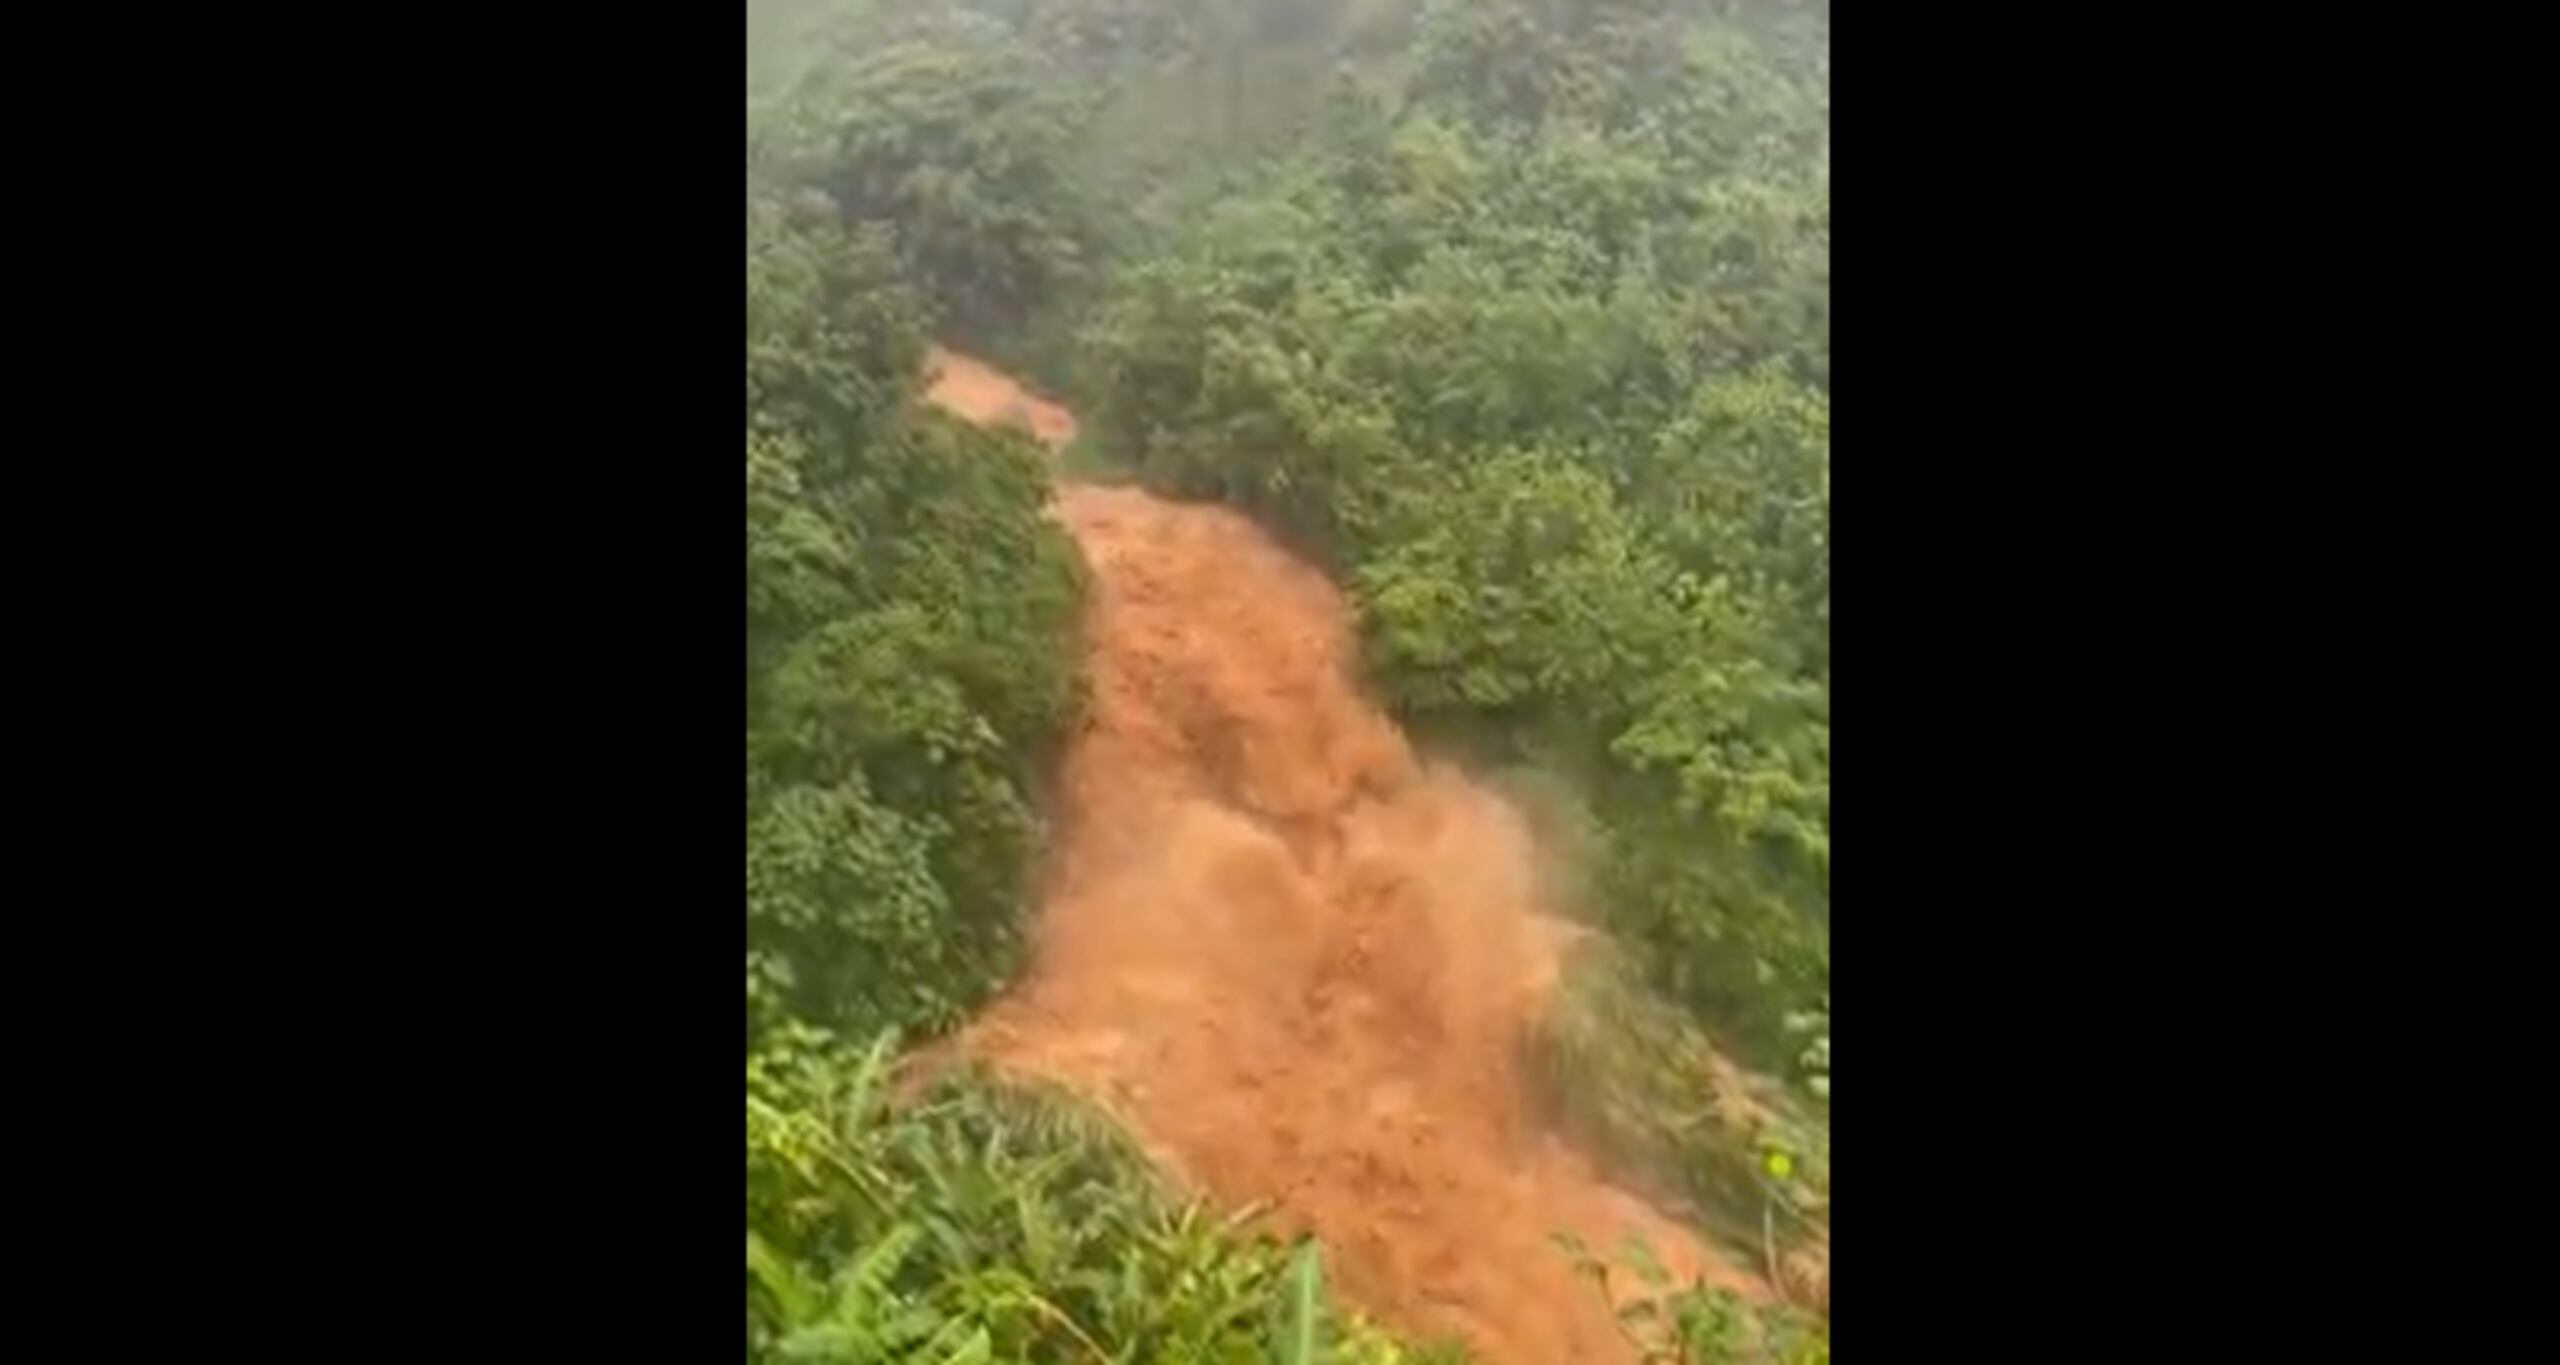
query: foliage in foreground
748 1030 1468 1363
1561 1235 1830 1365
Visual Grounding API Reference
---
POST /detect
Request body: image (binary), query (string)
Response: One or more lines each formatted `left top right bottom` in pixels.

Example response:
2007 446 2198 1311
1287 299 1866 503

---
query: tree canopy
1079 0 1832 1076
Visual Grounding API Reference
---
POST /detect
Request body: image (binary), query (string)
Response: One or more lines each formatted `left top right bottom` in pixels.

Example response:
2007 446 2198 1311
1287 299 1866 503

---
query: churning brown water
929 356 1760 1363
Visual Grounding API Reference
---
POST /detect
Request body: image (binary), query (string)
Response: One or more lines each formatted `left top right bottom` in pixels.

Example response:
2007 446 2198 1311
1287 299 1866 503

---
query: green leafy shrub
747 1032 1471 1363
745 189 1082 1051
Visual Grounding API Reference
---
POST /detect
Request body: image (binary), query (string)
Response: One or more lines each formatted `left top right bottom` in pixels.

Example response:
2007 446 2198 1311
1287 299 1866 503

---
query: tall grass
746 1027 1467 1362
1533 945 1830 1318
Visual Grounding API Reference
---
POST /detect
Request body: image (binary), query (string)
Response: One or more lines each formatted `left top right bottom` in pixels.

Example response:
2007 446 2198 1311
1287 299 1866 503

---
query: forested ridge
746 4 1831 1361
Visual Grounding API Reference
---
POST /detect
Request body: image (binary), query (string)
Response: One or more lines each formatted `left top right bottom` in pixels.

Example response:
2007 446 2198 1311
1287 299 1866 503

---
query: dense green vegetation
1078 2 1830 1082
744 187 1082 1048
747 2 1829 1358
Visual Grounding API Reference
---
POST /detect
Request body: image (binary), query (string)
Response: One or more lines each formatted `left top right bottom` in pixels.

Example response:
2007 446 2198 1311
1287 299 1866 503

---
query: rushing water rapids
926 353 1760 1364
